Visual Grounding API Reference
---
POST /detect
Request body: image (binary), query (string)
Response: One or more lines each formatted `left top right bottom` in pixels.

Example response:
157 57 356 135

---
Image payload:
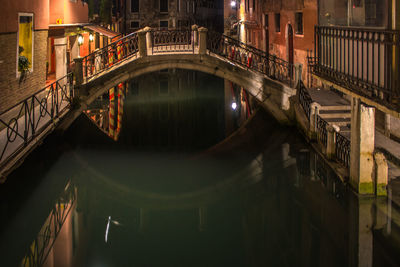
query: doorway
287 24 294 78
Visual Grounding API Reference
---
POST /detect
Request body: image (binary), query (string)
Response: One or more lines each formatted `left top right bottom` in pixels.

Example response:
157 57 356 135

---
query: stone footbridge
0 26 302 180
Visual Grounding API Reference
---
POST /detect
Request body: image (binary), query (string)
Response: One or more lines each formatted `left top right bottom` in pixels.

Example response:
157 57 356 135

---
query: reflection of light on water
105 216 111 243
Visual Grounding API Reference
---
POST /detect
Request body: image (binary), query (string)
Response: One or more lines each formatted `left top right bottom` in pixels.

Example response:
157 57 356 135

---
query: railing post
374 152 388 196
192 24 199 47
326 125 338 160
138 28 148 57
309 102 320 141
192 24 199 53
350 98 375 195
144 27 152 55
73 57 83 86
294 63 303 88
198 27 208 55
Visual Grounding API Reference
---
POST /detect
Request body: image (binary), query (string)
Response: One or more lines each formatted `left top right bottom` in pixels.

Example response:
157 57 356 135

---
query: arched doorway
287 24 294 78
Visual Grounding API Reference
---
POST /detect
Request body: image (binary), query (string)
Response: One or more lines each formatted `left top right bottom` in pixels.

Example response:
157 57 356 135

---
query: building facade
0 0 49 112
125 0 223 33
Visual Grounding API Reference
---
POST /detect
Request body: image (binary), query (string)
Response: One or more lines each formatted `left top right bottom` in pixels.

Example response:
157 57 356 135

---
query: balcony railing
207 31 295 87
312 25 400 110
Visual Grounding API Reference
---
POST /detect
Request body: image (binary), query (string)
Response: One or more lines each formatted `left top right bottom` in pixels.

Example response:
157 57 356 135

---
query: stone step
319 109 351 119
324 117 351 127
339 126 351 133
319 105 351 111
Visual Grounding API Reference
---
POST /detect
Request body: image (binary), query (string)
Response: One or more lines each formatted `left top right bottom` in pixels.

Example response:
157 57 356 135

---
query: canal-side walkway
307 87 400 203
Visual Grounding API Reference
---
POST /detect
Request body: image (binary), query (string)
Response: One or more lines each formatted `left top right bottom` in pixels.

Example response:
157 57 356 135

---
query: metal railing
298 80 312 120
335 132 351 168
82 31 139 79
151 30 194 54
313 25 400 109
0 73 73 168
317 115 328 147
207 31 295 87
21 181 76 267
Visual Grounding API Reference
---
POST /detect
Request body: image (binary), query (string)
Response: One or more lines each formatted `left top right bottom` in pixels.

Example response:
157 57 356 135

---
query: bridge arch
81 53 296 124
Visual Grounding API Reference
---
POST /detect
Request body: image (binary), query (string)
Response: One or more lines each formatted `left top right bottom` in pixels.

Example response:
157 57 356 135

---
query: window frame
275 13 281 33
160 0 168 13
130 21 140 29
17 12 34 76
295 12 304 35
131 0 139 13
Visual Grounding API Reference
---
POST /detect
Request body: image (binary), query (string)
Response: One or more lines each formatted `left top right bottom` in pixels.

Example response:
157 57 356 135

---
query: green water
0 70 399 267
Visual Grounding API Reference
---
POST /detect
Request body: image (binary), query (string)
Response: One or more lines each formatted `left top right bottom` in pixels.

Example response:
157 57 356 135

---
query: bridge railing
298 80 312 121
151 29 194 54
82 31 139 79
21 181 76 267
335 132 350 168
316 115 328 148
0 73 73 168
206 31 295 87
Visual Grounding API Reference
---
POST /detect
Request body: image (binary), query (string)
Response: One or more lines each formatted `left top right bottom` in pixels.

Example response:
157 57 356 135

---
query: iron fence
21 181 76 267
207 31 295 87
298 80 312 120
335 132 351 168
317 115 328 148
313 25 400 109
82 31 139 79
151 30 194 54
0 73 73 168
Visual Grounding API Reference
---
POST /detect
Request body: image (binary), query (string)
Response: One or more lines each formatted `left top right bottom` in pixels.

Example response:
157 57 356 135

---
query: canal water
0 69 399 267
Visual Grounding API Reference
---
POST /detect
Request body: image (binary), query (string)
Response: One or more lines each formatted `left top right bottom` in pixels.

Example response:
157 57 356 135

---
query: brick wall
0 30 47 113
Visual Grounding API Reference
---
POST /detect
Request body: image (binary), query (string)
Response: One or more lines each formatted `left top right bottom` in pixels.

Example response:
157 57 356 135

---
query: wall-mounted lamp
231 0 237 9
78 34 84 46
231 102 237 110
89 33 94 42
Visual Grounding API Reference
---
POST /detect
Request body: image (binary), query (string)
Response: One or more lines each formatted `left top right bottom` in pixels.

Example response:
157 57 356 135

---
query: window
275 13 280 32
160 0 168 12
130 21 140 29
17 13 33 74
295 12 303 34
253 0 255 11
193 1 196 14
131 0 139 12
186 1 190 13
95 33 100 49
160 20 169 29
177 0 180 12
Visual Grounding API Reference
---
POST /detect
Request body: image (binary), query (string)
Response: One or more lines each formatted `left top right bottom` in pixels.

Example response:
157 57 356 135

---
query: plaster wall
0 0 49 32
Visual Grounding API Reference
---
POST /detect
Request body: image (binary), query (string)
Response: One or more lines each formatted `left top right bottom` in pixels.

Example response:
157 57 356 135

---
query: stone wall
0 30 47 113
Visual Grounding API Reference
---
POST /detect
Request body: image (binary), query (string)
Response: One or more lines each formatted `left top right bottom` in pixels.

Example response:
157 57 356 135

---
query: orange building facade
225 0 317 83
